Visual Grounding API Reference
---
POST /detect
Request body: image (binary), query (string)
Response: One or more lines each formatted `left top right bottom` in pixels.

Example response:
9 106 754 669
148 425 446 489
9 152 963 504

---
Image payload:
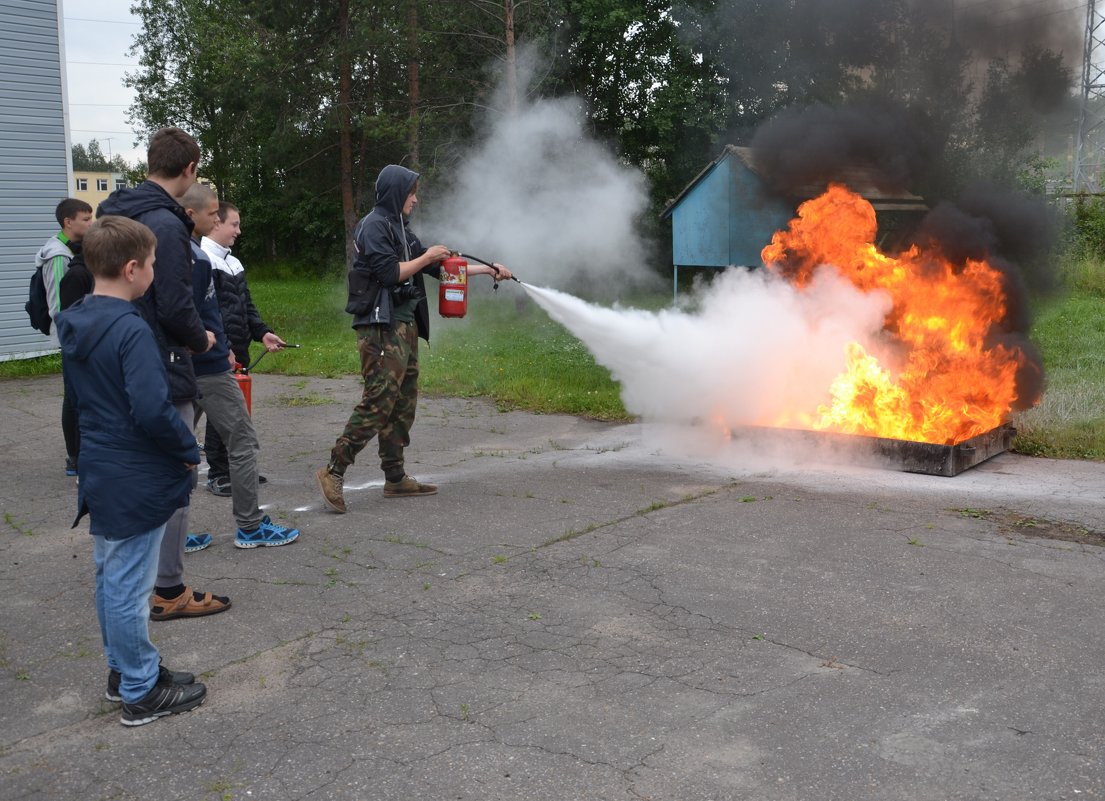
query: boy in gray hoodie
36 198 93 476
36 198 93 324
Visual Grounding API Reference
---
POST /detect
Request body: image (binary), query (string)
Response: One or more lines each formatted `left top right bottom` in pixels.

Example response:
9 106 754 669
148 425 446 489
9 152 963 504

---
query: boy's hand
424 245 451 265
184 463 197 470
262 332 286 352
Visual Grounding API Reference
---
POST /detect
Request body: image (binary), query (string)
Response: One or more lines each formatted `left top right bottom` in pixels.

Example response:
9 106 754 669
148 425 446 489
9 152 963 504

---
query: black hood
97 180 194 233
373 165 419 221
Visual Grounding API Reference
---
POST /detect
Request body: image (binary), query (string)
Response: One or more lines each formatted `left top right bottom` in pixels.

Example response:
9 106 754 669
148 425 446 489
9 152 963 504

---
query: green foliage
557 0 725 216
1064 196 1105 287
71 139 133 173
969 50 1072 190
123 0 1071 275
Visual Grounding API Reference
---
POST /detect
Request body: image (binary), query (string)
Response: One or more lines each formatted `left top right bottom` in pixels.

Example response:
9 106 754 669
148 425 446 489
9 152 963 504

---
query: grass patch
1012 289 1105 460
1058 253 1105 297
249 277 628 420
0 353 61 378
998 512 1105 546
271 393 337 407
240 277 361 378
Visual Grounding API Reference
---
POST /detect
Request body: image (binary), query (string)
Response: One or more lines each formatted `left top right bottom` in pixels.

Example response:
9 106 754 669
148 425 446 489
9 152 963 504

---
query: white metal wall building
0 0 71 361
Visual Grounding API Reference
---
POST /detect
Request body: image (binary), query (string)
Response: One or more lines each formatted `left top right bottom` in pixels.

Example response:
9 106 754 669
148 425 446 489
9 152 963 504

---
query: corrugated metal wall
0 0 69 361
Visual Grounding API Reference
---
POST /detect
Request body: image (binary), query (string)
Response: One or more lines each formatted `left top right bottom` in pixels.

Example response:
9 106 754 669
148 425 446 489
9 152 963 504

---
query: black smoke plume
748 101 935 196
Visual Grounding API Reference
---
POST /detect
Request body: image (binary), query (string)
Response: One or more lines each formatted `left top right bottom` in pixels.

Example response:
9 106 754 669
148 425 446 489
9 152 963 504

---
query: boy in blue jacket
55 216 208 727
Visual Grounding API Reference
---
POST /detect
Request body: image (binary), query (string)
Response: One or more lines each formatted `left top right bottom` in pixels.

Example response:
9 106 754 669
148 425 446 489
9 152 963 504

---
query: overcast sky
62 0 144 165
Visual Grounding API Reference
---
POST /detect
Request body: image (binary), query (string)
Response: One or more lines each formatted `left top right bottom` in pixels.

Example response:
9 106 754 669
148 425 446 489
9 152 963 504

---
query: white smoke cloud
421 83 656 294
522 266 894 429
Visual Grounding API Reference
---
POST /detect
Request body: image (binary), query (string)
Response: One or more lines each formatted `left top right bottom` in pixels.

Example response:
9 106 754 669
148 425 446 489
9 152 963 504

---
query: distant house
73 170 128 209
661 146 928 297
0 0 71 360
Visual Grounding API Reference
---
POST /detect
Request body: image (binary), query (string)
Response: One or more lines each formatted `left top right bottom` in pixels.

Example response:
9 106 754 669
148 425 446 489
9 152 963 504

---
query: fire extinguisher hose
240 343 301 374
456 253 522 285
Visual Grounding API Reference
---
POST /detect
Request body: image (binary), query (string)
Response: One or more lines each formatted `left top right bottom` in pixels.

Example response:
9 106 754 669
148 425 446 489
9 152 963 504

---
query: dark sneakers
207 474 266 495
206 475 232 497
383 475 438 498
106 662 195 702
120 678 207 727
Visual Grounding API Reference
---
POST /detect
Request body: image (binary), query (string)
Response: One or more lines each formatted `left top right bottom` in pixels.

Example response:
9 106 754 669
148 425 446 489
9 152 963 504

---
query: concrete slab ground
1 372 1103 801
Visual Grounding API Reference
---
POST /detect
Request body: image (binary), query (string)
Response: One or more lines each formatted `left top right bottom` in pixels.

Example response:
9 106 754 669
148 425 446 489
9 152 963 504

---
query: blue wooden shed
661 146 927 297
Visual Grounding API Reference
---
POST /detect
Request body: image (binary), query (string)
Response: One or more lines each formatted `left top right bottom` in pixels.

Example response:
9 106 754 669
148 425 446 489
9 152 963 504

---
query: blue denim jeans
94 524 166 703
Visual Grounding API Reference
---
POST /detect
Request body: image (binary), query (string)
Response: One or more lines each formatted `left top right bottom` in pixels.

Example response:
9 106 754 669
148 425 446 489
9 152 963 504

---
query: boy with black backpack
33 198 93 331
31 199 93 475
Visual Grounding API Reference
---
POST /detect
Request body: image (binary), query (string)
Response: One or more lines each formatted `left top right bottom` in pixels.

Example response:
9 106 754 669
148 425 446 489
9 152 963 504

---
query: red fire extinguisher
439 255 468 318
233 364 253 415
230 344 300 416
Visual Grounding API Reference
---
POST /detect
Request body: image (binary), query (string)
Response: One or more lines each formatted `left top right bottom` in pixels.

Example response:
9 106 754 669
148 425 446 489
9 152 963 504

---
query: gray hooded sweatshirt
35 233 74 321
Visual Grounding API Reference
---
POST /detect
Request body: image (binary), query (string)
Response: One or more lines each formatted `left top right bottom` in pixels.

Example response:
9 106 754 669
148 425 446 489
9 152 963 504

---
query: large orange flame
761 184 1028 445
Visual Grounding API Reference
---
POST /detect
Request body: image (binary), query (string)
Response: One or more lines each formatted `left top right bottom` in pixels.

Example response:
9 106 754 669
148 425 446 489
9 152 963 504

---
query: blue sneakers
184 533 214 553
234 516 300 549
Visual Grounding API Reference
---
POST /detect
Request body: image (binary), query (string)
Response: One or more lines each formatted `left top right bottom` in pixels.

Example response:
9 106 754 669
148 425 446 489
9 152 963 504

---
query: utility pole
1075 0 1105 193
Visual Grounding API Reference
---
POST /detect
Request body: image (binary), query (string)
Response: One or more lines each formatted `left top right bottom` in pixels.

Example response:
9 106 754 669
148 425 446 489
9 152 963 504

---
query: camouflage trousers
329 322 419 478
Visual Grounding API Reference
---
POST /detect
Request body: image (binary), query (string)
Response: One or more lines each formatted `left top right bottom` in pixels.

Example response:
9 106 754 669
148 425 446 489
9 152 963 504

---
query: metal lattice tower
1075 0 1105 193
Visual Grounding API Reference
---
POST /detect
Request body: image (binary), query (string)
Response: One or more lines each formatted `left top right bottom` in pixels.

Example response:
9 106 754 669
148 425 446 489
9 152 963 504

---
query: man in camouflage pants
316 164 510 513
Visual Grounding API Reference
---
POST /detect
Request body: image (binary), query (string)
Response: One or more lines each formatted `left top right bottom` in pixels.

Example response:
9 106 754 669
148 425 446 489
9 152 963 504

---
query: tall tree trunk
407 0 420 168
504 0 518 114
338 0 356 267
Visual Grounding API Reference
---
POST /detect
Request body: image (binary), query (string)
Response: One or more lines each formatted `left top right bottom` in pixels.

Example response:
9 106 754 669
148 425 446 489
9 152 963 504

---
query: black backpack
25 265 51 336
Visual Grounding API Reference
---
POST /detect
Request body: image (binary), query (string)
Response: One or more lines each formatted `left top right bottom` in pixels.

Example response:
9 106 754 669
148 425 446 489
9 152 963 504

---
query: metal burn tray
732 423 1016 477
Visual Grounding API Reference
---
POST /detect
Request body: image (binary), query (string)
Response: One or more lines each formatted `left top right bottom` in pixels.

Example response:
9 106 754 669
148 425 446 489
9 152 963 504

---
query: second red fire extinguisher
439 255 468 318
233 365 253 415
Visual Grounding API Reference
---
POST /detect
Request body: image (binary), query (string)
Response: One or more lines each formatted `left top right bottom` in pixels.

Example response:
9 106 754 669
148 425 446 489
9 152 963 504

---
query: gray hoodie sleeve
36 238 73 321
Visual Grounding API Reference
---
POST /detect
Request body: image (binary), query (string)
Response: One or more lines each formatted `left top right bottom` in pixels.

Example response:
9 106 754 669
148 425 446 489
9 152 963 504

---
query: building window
96 178 108 191
76 178 87 191
115 179 126 191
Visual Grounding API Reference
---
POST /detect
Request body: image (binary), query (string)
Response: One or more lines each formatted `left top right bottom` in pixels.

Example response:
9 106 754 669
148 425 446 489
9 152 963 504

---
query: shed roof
661 145 927 219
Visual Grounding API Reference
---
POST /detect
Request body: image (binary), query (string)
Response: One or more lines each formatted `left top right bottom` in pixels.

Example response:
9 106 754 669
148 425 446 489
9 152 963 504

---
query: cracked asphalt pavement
1 373 1103 800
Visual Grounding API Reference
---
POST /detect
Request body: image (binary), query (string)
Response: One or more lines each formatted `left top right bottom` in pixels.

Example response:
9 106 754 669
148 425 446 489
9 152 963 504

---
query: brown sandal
150 586 232 621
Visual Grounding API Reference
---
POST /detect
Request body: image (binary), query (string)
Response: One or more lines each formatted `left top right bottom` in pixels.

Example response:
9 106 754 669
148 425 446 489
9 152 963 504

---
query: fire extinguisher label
444 289 465 302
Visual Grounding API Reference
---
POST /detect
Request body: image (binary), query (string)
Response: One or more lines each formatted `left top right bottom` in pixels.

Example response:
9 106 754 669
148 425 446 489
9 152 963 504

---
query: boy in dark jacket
200 201 287 495
97 127 230 620
55 216 207 727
